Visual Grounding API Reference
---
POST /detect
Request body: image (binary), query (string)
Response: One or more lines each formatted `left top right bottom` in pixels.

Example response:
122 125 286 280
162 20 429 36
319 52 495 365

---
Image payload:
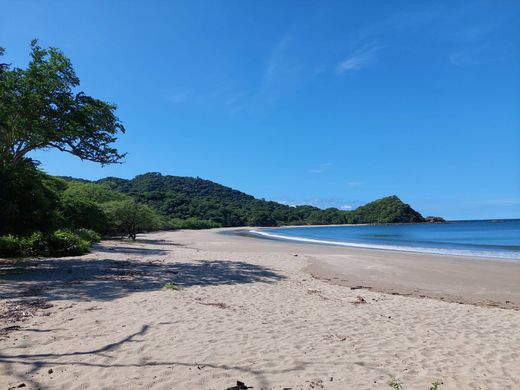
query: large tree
0 40 125 169
103 200 161 240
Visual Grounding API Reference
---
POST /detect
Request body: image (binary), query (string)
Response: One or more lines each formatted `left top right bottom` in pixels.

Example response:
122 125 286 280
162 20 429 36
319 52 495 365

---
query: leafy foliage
0 40 129 256
164 282 182 290
0 160 66 235
74 228 101 243
0 40 125 169
59 180 129 234
44 230 91 256
388 377 403 390
387 376 443 390
0 230 93 258
102 199 161 240
427 380 443 390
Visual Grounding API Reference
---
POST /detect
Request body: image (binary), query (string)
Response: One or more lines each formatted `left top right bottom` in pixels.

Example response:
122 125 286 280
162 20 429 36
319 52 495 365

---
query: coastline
246 224 520 260
1 228 519 389
230 227 520 309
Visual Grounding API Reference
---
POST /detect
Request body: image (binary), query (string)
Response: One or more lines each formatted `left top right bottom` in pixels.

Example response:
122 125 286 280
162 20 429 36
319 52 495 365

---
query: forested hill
88 172 425 227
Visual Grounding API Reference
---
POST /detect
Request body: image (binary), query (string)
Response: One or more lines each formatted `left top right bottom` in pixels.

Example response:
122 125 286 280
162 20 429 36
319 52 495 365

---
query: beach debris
306 378 324 388
0 299 54 335
352 295 367 305
226 381 252 390
293 253 298 257
7 384 26 389
0 325 21 338
307 288 321 294
48 368 53 374
324 334 347 342
195 299 232 310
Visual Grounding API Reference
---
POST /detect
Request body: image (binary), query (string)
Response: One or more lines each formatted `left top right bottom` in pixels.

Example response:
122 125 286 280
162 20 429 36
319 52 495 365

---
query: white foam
249 229 520 260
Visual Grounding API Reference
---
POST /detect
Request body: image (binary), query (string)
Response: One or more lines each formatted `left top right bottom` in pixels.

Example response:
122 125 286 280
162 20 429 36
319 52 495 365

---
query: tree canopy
0 40 125 169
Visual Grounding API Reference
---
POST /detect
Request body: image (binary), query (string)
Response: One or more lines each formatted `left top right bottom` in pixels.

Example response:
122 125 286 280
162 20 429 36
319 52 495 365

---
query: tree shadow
130 238 185 247
0 257 285 302
0 322 384 389
93 245 170 256
0 324 309 390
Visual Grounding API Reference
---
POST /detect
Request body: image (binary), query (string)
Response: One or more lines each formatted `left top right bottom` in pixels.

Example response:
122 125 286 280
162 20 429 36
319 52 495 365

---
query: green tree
62 181 127 204
0 40 125 169
60 196 109 234
0 160 65 235
103 200 161 240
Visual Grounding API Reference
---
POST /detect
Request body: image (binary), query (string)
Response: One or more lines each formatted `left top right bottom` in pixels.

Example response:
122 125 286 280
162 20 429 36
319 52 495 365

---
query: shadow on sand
0 257 285 302
0 322 375 389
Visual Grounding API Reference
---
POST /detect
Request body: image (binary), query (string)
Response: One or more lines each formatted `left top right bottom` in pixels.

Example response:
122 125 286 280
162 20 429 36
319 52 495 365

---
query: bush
45 230 90 256
0 230 91 258
74 228 101 243
0 235 25 257
23 231 47 256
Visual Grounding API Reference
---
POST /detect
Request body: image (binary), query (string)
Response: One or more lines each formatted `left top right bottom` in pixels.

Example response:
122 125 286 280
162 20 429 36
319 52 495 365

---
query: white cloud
307 163 334 174
340 205 353 210
448 43 513 67
346 181 362 188
264 34 292 85
337 45 381 74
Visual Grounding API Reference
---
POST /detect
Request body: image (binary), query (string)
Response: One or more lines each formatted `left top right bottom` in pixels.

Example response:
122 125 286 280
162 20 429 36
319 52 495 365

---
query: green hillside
92 172 425 227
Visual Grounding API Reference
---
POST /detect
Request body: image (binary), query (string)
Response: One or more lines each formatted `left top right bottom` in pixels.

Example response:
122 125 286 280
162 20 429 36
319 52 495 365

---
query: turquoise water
252 220 520 260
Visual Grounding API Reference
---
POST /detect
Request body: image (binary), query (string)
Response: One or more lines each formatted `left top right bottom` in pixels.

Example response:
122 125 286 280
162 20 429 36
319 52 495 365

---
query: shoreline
244 225 520 261
225 227 520 309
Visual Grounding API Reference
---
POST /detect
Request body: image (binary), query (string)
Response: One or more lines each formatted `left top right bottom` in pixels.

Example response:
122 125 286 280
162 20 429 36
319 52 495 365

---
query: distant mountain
88 172 426 227
349 195 425 224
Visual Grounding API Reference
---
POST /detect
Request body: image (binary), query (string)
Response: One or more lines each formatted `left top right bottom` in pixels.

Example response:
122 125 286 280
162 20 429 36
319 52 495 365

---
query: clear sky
1 1 519 220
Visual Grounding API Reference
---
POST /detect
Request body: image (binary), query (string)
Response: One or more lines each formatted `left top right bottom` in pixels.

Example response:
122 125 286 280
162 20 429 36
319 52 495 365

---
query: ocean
251 219 520 260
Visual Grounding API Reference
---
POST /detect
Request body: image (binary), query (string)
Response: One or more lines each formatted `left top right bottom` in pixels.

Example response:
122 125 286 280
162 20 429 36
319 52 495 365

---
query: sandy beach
1 228 519 389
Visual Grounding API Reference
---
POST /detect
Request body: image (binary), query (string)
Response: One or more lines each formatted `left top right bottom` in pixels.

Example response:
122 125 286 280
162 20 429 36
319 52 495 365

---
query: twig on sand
352 295 367 305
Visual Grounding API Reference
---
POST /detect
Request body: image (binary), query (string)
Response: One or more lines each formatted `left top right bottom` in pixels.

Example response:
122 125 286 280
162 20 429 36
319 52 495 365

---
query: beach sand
1 228 519 389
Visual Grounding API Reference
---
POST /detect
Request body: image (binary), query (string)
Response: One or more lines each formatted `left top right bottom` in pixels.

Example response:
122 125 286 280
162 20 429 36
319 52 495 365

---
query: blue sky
1 0 519 219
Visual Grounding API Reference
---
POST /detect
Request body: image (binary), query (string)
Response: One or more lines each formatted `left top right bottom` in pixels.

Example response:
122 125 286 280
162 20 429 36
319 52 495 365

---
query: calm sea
252 220 520 260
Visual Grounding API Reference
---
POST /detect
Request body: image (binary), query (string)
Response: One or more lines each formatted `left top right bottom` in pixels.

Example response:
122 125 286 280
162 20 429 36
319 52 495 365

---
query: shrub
387 377 443 389
74 228 101 243
0 230 91 258
164 282 182 290
0 232 46 258
45 230 90 256
0 235 24 257
388 377 403 390
23 231 47 256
